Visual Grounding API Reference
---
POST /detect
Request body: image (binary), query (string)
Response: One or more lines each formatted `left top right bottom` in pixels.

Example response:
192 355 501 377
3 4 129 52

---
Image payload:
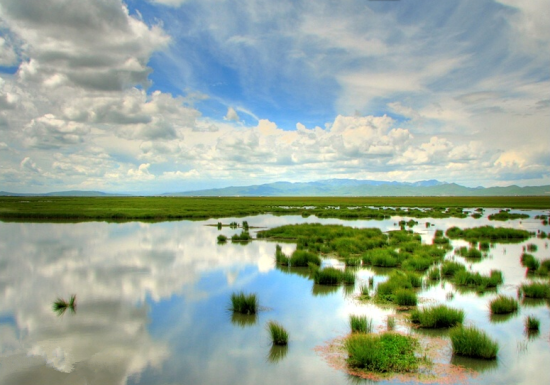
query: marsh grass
395 289 417 306
344 333 420 373
387 316 396 331
520 253 540 271
441 261 466 277
217 234 227 243
410 305 464 328
267 345 289 363
314 267 356 286
290 250 321 267
489 295 518 314
231 231 251 242
52 294 77 315
267 320 289 345
427 266 441 281
230 292 258 314
350 315 373 333
525 316 540 331
449 326 498 359
520 282 550 298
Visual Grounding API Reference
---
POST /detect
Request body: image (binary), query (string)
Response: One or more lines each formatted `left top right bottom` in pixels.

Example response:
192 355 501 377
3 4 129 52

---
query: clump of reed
217 234 227 243
520 253 540 271
387 316 396 331
427 266 441 281
525 316 540 337
452 269 503 290
350 314 373 333
441 260 466 277
230 292 258 314
519 282 550 298
344 333 420 373
489 295 518 314
449 326 498 359
52 294 77 315
362 248 399 267
267 320 289 346
526 243 538 252
456 246 482 259
231 231 251 242
410 305 464 328
289 249 321 267
375 271 420 305
314 267 355 285
345 257 361 267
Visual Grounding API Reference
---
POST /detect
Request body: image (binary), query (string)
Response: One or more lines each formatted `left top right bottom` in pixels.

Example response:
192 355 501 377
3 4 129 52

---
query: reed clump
230 292 258 314
449 326 498 359
489 295 518 314
350 314 373 333
267 320 289 346
520 282 550 298
410 305 464 328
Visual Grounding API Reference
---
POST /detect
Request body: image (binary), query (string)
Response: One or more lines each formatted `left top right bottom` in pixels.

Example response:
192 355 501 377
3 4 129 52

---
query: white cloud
224 107 240 122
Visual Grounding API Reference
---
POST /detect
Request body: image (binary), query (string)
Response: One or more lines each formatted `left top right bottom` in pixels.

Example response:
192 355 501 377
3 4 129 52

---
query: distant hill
163 179 550 197
0 190 127 197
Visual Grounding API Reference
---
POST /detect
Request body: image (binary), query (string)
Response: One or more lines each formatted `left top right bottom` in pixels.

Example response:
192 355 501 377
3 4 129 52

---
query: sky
0 0 549 194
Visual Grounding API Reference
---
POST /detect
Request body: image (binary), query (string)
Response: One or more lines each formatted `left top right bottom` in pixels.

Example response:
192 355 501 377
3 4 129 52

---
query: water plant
314 267 355 285
230 292 258 314
344 332 420 373
489 295 518 314
446 225 531 242
520 282 550 298
231 231 251 242
449 326 498 359
217 234 227 243
427 266 441 281
410 305 464 328
267 320 289 346
395 289 417 306
387 316 396 331
520 253 540 271
289 250 321 267
525 316 540 331
350 314 373 333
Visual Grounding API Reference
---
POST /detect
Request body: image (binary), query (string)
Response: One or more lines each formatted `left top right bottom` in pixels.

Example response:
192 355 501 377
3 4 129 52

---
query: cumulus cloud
224 107 240 122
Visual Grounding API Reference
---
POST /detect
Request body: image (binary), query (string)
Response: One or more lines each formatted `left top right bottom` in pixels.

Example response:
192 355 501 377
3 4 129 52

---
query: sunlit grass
267 320 289 346
230 292 258 314
350 314 373 333
410 305 464 328
489 295 518 314
449 326 498 359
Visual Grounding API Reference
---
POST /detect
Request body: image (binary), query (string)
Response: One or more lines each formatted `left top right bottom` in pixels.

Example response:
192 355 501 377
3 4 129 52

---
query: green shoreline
1 196 548 223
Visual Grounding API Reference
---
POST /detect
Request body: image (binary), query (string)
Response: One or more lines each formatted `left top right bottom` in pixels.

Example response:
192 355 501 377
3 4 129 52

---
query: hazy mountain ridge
1 180 549 197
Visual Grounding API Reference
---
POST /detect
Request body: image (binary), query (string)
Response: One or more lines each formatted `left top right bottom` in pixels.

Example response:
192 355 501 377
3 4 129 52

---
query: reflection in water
52 294 77 316
489 312 518 324
231 313 258 328
267 345 289 363
451 355 498 374
0 212 550 385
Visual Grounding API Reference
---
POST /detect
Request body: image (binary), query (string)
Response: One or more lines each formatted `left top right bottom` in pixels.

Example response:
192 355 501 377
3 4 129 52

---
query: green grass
446 225 532 243
520 282 550 298
344 333 421 373
314 267 355 285
489 295 519 314
525 316 540 331
427 266 441 281
350 314 373 333
395 289 417 306
2 196 548 223
217 234 227 243
267 320 289 345
230 292 258 314
452 269 503 289
231 231 251 242
520 253 540 271
289 250 321 267
449 326 498 359
441 261 467 277
410 305 464 328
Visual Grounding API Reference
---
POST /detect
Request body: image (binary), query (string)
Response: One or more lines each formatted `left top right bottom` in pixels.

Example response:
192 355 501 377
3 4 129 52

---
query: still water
0 210 549 384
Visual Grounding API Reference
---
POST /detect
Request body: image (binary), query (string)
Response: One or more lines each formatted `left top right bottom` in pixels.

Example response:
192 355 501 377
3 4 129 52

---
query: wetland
0 199 549 384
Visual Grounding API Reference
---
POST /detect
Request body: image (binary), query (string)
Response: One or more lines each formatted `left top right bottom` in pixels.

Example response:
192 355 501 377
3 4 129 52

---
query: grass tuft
344 333 420 373
350 314 373 333
449 326 498 359
230 292 258 314
410 305 464 328
525 316 540 331
489 295 518 314
267 320 289 345
520 282 550 298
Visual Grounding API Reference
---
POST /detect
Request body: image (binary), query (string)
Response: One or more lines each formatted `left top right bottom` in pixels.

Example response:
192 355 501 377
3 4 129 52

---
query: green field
0 196 548 222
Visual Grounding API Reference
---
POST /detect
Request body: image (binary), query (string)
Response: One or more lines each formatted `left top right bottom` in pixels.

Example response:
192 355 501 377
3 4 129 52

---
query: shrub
449 326 498 359
345 333 420 373
230 292 258 314
489 295 519 314
410 305 464 328
267 321 289 345
350 315 373 333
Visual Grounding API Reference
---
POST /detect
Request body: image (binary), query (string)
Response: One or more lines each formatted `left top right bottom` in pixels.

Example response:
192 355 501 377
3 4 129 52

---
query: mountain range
1 179 549 197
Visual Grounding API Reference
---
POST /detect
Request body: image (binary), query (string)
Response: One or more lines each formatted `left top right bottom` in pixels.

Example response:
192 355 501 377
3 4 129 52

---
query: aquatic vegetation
488 210 529 221
267 320 289 346
456 246 482 259
217 234 227 243
314 267 355 285
230 292 258 314
446 225 532 242
231 231 251 242
489 295 518 314
441 260 467 277
395 289 417 306
410 305 464 328
519 282 550 298
427 266 441 281
350 315 373 333
520 253 540 271
534 259 550 277
52 294 77 315
289 250 321 267
525 316 540 332
267 345 289 363
344 333 420 373
362 248 399 267
386 316 396 331
452 269 502 290
345 257 361 267
449 326 498 359
526 243 538 252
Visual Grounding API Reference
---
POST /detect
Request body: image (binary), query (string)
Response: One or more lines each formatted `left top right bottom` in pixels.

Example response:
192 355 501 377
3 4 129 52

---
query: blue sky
0 0 548 193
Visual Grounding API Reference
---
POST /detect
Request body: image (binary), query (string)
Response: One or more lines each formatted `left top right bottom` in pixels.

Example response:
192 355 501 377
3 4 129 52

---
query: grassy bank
1 196 549 222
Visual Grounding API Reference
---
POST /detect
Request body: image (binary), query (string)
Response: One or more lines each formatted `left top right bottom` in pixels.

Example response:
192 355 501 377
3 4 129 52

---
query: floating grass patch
267 320 289 346
452 269 503 290
410 305 464 328
520 282 550 298
344 332 420 373
350 315 373 333
456 246 482 259
230 292 258 314
314 267 355 285
446 225 532 243
489 295 518 314
488 210 529 221
520 253 540 271
217 234 227 243
441 260 466 277
395 289 417 306
449 326 498 359
231 231 251 242
289 249 321 267
525 316 540 336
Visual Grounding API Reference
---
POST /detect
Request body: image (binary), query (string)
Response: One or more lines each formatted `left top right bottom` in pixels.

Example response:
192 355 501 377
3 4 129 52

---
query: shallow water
0 210 549 384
